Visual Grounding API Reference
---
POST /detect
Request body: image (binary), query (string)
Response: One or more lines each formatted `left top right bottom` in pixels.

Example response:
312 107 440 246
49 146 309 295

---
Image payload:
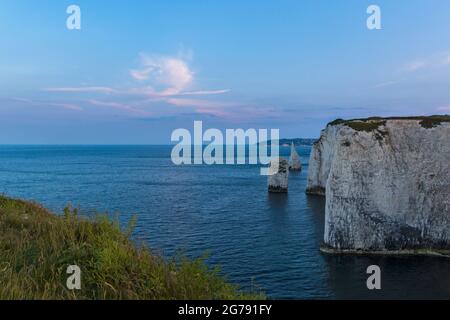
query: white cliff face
306 125 341 195
307 119 450 251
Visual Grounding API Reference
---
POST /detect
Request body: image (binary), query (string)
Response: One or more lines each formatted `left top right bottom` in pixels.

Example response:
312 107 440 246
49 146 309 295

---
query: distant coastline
262 138 318 147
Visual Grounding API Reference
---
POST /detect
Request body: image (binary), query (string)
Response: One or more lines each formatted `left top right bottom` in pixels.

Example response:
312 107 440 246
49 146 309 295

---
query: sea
0 145 449 299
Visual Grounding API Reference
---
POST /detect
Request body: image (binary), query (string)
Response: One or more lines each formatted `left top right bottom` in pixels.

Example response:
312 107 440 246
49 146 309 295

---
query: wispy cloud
45 87 117 94
87 99 152 116
182 89 231 96
375 51 450 89
44 51 232 118
165 98 236 109
125 87 230 98
402 51 450 73
12 97 83 111
12 97 34 104
372 80 402 89
403 60 427 72
50 103 83 111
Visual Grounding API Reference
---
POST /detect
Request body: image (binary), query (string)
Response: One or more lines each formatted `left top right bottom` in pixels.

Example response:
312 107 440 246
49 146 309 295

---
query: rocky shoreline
320 245 450 258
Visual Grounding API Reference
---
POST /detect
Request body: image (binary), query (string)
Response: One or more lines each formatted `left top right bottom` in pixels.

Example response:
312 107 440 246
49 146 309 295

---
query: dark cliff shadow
306 195 326 238
309 196 450 299
322 254 450 299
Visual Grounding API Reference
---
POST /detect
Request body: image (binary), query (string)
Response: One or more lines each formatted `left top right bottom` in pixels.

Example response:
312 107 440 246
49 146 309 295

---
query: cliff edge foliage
328 115 450 131
0 195 263 300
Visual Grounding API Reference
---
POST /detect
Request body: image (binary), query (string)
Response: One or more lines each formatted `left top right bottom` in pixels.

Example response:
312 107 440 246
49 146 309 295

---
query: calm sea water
0 145 449 299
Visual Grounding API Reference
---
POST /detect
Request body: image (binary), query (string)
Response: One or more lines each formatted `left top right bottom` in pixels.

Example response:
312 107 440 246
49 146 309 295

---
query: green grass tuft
327 115 450 131
345 120 387 132
0 195 264 300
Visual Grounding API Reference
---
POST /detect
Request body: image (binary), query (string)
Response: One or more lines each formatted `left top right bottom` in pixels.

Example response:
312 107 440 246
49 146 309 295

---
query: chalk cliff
307 116 450 252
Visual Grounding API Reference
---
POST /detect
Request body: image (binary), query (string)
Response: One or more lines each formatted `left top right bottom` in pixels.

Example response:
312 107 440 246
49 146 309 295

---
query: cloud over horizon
41 52 236 118
130 53 194 93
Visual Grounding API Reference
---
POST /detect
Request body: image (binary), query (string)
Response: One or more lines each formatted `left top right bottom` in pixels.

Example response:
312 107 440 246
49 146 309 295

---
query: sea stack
307 116 450 253
289 143 302 172
268 158 289 193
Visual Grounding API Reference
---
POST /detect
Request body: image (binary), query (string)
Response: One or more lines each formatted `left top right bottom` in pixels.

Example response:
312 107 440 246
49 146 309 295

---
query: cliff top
328 115 450 132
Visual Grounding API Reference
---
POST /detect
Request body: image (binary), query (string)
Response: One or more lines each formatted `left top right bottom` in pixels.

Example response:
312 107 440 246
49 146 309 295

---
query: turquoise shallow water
0 145 449 299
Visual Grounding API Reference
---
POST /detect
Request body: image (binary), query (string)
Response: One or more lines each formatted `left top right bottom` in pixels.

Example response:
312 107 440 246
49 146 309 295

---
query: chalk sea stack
307 116 450 254
289 143 302 172
268 158 289 193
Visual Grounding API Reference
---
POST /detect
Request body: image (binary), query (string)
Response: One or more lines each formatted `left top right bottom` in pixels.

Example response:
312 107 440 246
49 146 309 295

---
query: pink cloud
437 106 450 112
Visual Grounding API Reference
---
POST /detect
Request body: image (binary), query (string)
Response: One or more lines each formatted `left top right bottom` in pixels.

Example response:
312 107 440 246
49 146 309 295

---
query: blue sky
1 0 450 144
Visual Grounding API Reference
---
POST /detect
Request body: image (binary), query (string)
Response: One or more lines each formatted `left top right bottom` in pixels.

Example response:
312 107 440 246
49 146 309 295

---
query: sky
1 0 450 144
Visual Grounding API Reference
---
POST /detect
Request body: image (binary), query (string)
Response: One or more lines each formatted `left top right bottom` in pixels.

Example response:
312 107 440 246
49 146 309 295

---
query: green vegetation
417 115 450 128
327 118 386 132
346 120 387 132
0 195 263 300
328 115 450 131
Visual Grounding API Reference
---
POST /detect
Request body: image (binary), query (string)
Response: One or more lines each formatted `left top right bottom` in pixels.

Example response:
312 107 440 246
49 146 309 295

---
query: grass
328 115 450 131
0 195 264 300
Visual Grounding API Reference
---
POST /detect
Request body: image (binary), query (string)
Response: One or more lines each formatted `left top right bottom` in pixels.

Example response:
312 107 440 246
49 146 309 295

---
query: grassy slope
0 195 263 300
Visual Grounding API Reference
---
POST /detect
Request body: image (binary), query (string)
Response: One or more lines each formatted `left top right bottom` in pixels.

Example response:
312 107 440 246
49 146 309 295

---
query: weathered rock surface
307 117 450 251
268 158 289 193
289 143 302 172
